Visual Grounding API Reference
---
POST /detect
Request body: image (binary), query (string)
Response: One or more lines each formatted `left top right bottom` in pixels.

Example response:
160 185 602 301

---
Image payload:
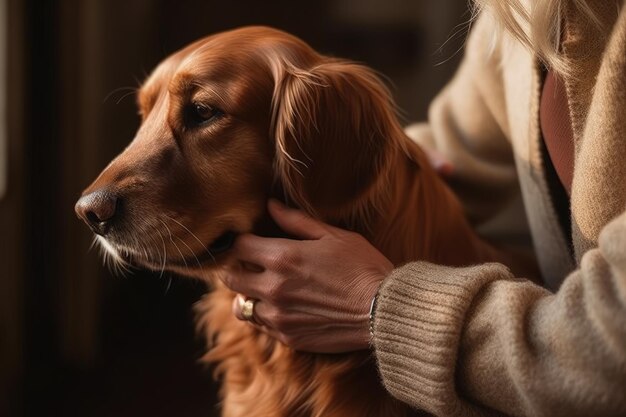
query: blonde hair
473 0 603 74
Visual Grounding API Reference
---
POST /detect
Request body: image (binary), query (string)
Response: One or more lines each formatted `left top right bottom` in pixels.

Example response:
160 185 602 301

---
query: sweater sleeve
373 211 626 417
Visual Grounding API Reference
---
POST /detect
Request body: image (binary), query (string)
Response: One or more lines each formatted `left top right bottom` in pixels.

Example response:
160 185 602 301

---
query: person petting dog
222 1 626 416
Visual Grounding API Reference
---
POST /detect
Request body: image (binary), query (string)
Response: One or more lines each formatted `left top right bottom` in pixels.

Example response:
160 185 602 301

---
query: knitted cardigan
372 1 626 416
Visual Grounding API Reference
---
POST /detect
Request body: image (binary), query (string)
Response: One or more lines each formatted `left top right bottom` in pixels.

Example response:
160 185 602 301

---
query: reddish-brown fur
77 27 510 417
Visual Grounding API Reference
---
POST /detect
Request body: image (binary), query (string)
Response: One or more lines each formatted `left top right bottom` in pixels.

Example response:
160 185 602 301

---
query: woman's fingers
230 201 339 268
230 233 280 266
220 263 273 300
267 199 330 240
230 293 371 352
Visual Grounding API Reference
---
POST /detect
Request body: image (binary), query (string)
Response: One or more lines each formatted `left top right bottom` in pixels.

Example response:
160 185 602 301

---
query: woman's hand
221 199 393 353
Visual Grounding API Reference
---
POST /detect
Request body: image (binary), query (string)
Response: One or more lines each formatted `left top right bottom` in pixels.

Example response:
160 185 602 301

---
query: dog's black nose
75 189 118 236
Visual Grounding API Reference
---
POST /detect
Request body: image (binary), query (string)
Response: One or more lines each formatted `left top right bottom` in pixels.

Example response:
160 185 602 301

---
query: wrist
354 278 385 350
356 263 392 350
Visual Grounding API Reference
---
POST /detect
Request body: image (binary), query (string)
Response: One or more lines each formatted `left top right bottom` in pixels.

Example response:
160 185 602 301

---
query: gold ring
241 298 257 321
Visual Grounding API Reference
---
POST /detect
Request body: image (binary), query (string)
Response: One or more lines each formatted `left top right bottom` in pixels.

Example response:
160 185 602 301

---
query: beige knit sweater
372 2 626 416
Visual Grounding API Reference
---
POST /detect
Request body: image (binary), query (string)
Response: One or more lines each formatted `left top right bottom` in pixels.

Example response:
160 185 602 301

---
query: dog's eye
186 102 223 127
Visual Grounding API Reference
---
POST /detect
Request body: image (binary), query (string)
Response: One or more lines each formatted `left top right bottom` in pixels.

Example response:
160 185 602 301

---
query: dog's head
75 26 412 275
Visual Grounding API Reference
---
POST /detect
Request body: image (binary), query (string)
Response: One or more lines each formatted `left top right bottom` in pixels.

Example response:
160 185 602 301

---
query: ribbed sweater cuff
372 261 512 416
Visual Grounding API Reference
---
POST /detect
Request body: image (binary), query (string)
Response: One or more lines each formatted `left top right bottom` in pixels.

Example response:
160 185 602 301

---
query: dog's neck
363 142 499 266
264 137 501 268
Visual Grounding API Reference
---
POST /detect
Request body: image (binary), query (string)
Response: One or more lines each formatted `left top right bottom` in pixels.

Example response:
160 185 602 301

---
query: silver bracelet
368 290 379 342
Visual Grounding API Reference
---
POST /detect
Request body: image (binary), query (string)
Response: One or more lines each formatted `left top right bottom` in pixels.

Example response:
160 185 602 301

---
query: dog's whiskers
160 218 189 271
149 224 173 293
103 86 138 105
131 218 166 268
164 215 217 266
175 235 203 270
89 236 99 252
154 225 168 279
98 239 131 277
164 275 173 295
140 239 150 263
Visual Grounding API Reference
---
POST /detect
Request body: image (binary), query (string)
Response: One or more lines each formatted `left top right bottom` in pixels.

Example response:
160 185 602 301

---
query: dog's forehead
141 31 266 92
177 28 311 75
138 26 319 109
138 46 194 107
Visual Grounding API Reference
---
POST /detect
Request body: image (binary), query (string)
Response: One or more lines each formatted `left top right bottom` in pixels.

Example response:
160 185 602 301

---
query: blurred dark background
0 1 470 416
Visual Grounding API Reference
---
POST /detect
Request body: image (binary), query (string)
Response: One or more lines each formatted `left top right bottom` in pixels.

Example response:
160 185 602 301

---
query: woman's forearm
372 211 626 417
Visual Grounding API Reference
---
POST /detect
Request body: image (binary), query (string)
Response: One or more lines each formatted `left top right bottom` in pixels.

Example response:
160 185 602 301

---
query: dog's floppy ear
270 59 408 217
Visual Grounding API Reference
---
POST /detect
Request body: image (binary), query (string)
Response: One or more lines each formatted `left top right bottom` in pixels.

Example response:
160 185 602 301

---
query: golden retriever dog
76 27 511 417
